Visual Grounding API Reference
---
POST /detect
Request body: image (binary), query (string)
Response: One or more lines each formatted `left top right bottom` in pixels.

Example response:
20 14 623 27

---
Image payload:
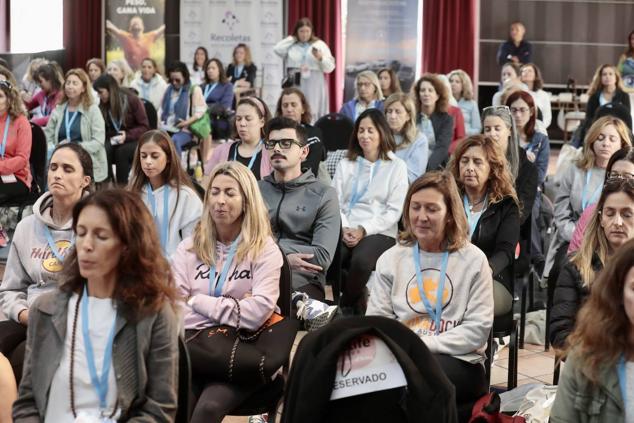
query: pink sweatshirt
172 235 283 331
568 204 596 254
204 140 273 178
0 113 32 188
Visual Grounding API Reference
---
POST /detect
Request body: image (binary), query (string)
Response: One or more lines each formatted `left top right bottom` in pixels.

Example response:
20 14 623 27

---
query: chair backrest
142 99 158 130
314 113 354 152
277 251 292 317
30 123 48 193
176 336 192 423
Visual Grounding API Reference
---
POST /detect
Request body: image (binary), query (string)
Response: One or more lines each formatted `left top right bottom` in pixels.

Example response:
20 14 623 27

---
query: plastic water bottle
194 161 203 183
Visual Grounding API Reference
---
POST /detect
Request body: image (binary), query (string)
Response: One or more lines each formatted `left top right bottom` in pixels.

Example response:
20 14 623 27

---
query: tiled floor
491 342 558 389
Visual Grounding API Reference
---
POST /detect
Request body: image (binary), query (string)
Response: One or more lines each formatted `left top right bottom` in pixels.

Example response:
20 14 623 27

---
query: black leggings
105 139 138 184
340 234 395 306
434 354 487 403
0 320 26 385
0 178 29 203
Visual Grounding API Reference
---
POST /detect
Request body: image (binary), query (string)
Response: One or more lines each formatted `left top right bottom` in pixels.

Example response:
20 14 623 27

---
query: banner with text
180 0 284 109
344 0 421 101
105 0 166 73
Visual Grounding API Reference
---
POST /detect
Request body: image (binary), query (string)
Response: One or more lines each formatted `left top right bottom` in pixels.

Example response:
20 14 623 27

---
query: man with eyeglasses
258 117 341 329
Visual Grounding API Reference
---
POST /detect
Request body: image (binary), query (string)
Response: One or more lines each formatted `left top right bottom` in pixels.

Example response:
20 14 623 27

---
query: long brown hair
412 74 449 114
399 171 469 252
128 130 195 222
292 17 319 42
448 135 519 208
565 238 634 384
572 178 634 286
275 87 312 125
346 108 395 161
587 64 625 96
378 68 402 98
203 58 228 84
577 116 632 170
60 189 178 320
505 90 537 138
0 79 26 119
232 43 253 67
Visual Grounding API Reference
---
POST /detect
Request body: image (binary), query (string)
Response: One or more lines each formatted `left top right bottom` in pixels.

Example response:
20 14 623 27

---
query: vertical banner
344 0 420 101
105 0 166 73
180 0 283 110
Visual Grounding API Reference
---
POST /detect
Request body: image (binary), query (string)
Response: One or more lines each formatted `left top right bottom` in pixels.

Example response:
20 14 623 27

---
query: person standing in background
497 21 533 66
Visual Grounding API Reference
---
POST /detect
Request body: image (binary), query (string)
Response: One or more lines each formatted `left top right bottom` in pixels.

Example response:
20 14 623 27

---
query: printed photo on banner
105 0 166 73
344 0 421 101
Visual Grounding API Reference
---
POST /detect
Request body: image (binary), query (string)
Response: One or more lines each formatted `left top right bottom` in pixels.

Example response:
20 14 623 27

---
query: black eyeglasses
264 138 303 150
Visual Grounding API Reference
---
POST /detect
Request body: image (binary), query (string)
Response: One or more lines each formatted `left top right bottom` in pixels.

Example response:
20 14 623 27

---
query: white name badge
1 174 17 184
330 334 407 400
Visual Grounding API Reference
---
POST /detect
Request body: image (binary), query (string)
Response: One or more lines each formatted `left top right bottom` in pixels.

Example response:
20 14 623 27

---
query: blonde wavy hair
192 161 272 266
384 93 418 149
399 171 469 252
587 64 625 96
61 69 93 110
0 80 26 119
448 69 475 101
354 70 383 102
577 116 632 170
448 135 519 208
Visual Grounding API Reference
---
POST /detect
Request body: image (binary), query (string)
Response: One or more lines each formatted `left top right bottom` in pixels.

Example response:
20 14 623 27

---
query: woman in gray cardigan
12 189 180 422
44 68 108 183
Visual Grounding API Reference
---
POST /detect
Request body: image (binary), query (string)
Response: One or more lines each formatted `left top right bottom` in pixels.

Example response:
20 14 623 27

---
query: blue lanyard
81 285 117 411
348 158 380 212
208 239 239 296
146 184 170 252
108 111 121 132
234 65 244 79
141 81 150 101
463 194 486 237
581 169 602 210
43 225 73 263
203 83 218 100
0 115 10 158
413 244 449 336
232 140 262 170
64 106 79 141
618 355 627 408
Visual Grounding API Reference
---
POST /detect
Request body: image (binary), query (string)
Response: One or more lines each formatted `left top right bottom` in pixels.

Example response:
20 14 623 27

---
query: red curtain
287 0 342 113
422 0 477 80
63 0 102 70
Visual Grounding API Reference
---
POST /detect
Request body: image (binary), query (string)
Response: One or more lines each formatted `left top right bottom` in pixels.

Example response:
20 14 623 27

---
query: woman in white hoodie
128 129 203 256
130 57 168 113
0 143 93 385
332 108 408 313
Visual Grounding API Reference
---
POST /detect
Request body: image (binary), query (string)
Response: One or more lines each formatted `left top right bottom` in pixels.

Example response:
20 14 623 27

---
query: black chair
484 258 519 391
314 113 354 152
142 99 158 130
176 336 192 423
0 123 47 221
227 251 294 420
325 226 343 305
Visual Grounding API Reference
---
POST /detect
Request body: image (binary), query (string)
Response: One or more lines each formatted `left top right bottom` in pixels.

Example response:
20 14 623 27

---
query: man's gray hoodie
0 192 74 322
259 170 341 290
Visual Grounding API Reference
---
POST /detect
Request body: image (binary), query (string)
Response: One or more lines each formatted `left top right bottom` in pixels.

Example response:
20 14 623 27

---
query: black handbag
185 295 299 384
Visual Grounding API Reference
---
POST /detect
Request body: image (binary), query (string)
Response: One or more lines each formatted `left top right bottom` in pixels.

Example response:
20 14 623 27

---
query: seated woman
93 74 150 184
0 143 91 387
85 58 105 83
201 58 234 112
130 57 168 112
128 130 203 257
550 238 634 421
275 87 326 177
550 176 634 349
545 116 631 278
25 63 63 127
412 74 454 170
44 68 108 183
377 67 401 99
339 70 384 122
158 61 207 155
520 63 552 129
449 69 481 136
384 93 429 182
12 188 180 421
578 64 631 146
172 161 283 423
569 147 634 253
106 59 133 87
332 109 408 313
481 105 538 226
226 43 257 90
449 135 520 316
0 79 32 207
491 62 525 106
205 96 272 180
188 46 208 86
366 171 493 412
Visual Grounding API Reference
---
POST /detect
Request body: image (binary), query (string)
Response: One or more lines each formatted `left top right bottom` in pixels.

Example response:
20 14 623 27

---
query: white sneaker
296 297 338 331
247 414 268 423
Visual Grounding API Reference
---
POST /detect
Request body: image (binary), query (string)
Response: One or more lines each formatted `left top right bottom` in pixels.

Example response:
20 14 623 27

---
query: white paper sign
330 334 407 400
